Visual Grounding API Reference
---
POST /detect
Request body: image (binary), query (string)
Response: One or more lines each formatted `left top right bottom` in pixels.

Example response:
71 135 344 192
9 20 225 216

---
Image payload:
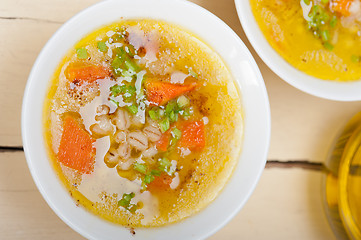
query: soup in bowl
22 0 270 239
235 0 361 101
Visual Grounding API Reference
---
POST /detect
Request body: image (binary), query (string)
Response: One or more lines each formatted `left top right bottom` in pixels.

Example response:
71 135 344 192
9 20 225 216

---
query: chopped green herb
159 118 170 133
169 111 178 123
125 59 140 72
330 15 337 28
110 84 136 99
165 101 176 115
150 169 161 176
144 174 155 184
110 85 122 97
303 0 310 4
177 95 190 108
76 48 88 59
133 163 147 174
111 56 123 70
188 68 198 79
159 158 171 173
149 109 159 120
127 105 138 115
321 30 330 42
97 41 108 52
111 33 125 42
171 127 182 140
114 47 127 59
118 192 137 212
323 42 334 51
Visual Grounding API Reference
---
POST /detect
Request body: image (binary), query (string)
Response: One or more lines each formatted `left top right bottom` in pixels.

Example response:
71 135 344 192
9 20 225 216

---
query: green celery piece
134 163 147 174
321 30 330 42
125 59 140 72
330 15 337 28
127 105 138 115
149 109 159 120
324 42 334 51
159 158 171 172
143 174 155 184
110 85 122 97
171 127 182 140
118 192 135 207
165 101 177 116
177 95 190 108
97 41 108 52
111 56 123 70
150 169 161 176
76 48 88 59
159 118 170 133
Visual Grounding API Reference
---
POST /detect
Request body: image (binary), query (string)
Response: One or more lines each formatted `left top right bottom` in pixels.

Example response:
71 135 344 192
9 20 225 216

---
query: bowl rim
21 0 271 239
234 0 361 102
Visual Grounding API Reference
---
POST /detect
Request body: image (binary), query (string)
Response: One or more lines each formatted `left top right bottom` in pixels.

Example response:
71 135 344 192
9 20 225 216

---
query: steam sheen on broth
44 19 243 227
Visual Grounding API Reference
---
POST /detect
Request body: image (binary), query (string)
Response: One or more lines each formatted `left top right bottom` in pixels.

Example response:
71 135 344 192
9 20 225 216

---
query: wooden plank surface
0 152 335 240
0 0 359 239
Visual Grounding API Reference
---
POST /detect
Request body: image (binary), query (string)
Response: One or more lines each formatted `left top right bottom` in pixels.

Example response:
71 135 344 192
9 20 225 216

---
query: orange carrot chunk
179 120 205 151
156 130 171 152
148 174 173 191
58 116 96 174
145 80 197 106
330 0 353 16
66 65 110 84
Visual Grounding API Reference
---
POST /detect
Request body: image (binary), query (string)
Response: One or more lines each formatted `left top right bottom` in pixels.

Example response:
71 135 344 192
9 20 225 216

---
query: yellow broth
251 0 361 81
44 19 243 227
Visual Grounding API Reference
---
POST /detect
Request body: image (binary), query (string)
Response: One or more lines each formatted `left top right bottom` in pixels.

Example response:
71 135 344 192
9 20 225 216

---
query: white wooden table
2 0 361 239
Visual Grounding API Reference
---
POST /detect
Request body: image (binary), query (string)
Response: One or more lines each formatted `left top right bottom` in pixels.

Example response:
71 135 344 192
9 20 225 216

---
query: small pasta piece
128 131 148 151
143 124 162 142
142 145 158 158
131 115 144 128
114 130 127 143
117 158 136 171
96 104 110 115
90 114 114 136
117 143 131 160
104 148 120 168
112 108 130 130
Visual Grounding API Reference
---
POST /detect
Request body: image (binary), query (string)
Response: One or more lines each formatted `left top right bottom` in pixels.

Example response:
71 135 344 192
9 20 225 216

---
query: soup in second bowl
44 19 243 227
251 0 361 81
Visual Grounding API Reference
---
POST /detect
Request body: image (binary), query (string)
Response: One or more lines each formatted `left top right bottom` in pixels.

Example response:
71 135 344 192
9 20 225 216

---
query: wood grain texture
0 0 357 239
0 152 335 240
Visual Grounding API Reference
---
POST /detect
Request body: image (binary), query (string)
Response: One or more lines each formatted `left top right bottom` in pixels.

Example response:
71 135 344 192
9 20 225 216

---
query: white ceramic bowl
22 0 270 239
235 0 361 101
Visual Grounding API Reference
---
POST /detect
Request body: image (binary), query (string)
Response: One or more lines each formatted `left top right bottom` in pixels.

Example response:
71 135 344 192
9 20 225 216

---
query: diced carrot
179 120 205 151
145 80 197 106
156 130 171 152
148 174 173 191
330 0 353 16
58 116 96 174
66 65 110 84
